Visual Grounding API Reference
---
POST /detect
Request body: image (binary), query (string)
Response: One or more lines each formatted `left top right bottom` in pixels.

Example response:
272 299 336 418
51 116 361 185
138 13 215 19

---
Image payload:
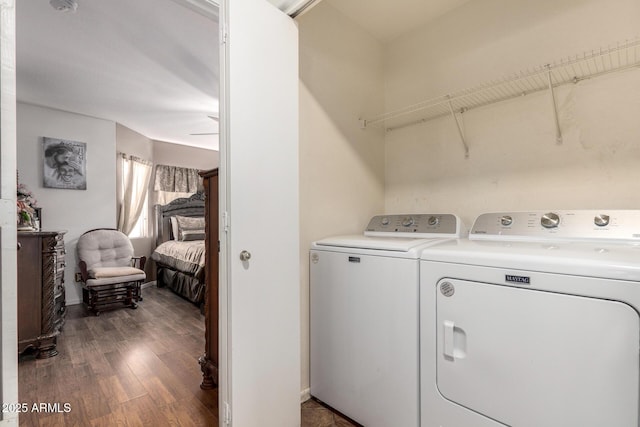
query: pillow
170 216 179 240
181 229 206 241
175 215 205 241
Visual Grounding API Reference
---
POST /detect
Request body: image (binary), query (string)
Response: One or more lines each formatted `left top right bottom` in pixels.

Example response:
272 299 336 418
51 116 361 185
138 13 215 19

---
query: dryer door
436 279 639 427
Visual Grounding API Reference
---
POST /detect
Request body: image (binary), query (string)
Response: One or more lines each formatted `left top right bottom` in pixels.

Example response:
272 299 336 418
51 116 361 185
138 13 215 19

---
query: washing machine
310 214 466 427
419 210 640 427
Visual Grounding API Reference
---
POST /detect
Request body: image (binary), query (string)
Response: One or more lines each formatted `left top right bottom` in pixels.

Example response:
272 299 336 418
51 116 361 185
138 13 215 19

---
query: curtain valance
154 165 201 193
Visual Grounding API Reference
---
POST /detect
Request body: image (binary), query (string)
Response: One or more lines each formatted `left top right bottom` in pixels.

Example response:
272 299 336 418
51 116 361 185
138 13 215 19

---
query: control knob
402 217 415 227
594 214 610 227
500 215 513 226
428 216 439 226
381 217 390 226
541 212 560 229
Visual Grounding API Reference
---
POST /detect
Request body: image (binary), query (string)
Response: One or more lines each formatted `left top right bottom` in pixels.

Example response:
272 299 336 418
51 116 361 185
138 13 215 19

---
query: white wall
152 139 219 170
297 1 386 396
17 103 117 305
384 0 640 226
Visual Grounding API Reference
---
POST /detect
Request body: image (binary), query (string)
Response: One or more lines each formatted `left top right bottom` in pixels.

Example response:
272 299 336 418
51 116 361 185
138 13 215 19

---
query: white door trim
0 0 19 424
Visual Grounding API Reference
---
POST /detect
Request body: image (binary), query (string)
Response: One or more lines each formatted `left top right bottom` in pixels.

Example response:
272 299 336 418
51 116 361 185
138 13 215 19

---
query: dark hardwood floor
19 285 217 426
18 285 355 427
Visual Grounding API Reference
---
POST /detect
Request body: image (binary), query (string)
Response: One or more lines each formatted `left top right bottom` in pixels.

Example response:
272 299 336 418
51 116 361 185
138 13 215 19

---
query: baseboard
67 297 82 306
142 281 156 289
300 388 311 403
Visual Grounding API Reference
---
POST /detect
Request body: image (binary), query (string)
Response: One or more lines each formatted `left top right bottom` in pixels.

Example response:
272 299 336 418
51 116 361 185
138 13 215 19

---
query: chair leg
83 281 144 314
126 287 134 308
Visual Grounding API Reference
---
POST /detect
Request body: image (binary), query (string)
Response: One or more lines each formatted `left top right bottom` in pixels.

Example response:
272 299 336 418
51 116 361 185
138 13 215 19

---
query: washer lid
314 235 443 252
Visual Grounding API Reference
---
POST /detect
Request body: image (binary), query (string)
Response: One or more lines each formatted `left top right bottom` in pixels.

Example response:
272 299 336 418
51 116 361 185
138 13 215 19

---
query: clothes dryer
310 214 466 427
420 210 640 427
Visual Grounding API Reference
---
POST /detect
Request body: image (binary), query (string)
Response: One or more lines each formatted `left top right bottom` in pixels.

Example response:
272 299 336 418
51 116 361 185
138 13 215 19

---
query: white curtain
153 164 202 205
118 154 153 235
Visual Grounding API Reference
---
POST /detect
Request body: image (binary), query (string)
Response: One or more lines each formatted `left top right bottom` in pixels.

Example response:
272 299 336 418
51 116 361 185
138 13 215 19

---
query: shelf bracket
546 65 563 144
446 96 469 158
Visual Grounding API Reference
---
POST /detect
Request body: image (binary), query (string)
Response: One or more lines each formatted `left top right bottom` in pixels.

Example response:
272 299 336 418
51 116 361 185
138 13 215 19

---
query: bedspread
151 240 205 278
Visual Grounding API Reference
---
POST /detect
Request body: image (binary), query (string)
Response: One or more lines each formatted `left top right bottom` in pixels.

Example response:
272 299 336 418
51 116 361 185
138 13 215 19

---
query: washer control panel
364 214 463 237
471 210 640 241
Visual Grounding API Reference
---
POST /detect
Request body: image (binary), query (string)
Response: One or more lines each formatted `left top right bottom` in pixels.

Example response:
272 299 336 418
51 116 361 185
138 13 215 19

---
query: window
117 154 153 237
127 195 148 238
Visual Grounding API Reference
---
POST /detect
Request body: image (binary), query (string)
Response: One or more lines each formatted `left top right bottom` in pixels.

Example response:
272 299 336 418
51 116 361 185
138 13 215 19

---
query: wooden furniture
198 168 219 389
152 193 206 305
17 231 67 358
77 228 146 316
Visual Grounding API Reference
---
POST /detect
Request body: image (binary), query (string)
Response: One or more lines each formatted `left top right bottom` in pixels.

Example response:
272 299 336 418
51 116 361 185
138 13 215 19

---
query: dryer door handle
443 320 467 360
443 320 455 359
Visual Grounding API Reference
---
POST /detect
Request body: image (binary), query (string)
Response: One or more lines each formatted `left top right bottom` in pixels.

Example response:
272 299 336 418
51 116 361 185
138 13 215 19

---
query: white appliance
420 210 640 427
310 214 466 427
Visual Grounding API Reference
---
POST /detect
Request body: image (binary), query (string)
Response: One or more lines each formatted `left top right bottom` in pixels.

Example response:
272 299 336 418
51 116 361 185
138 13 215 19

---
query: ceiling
324 0 474 43
16 0 471 151
17 0 220 150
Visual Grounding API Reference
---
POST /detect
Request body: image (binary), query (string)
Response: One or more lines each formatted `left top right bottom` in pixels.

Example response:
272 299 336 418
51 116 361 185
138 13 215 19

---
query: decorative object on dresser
77 228 146 316
151 192 207 305
198 168 218 389
17 231 67 358
16 182 39 230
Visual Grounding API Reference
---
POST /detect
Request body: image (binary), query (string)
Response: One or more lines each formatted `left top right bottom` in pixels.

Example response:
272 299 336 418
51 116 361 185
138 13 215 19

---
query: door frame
0 0 19 424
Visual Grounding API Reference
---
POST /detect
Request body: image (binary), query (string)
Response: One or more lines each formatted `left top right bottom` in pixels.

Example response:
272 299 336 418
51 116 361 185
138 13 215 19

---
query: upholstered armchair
77 228 146 315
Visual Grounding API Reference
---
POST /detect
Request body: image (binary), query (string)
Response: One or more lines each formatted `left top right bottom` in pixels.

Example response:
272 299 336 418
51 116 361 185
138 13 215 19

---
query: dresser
17 231 67 358
198 168 219 389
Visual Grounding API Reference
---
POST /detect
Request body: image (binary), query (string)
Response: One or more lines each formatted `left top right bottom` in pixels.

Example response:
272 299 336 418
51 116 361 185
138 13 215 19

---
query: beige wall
298 0 640 398
297 1 386 396
384 0 640 227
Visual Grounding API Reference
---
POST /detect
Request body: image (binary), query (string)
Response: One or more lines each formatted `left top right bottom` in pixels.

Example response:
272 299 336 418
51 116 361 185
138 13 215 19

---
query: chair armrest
78 260 90 282
132 256 147 271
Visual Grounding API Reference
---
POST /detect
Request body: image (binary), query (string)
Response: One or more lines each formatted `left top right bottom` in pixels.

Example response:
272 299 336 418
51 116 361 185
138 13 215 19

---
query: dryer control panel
471 210 640 242
364 214 464 238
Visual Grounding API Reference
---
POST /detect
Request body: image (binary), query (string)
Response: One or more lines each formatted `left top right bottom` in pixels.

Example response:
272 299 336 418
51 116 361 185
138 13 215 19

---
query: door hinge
222 30 228 45
224 401 231 425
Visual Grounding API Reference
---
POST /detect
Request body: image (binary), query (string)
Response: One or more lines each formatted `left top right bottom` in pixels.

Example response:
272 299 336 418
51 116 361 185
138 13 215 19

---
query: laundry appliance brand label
505 275 530 285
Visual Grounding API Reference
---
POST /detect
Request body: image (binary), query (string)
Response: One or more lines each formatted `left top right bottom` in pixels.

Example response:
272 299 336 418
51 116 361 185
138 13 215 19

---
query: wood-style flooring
18 285 356 427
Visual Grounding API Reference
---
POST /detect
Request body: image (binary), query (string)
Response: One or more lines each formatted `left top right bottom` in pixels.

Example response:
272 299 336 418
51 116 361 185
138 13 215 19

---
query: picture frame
43 137 87 190
34 207 42 231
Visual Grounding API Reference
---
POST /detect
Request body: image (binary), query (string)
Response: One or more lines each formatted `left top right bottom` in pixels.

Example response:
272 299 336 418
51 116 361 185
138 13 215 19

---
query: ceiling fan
190 115 219 136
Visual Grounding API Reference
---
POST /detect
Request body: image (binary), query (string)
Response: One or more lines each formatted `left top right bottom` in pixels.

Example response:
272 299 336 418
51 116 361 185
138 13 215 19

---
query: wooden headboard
155 192 206 246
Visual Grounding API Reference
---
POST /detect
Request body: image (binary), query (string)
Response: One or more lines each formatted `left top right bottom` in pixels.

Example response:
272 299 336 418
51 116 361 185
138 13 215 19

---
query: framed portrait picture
43 137 87 190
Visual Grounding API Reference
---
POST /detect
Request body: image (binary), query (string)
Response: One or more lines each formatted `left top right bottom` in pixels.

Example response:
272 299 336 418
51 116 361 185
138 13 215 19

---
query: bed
151 192 206 305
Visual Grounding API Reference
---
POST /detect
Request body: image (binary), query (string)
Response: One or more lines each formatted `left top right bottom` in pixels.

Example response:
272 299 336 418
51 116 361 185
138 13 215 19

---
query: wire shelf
362 39 640 133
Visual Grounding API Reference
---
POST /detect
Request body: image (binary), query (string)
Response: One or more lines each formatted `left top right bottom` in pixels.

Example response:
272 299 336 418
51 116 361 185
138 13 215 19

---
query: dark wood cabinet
199 168 219 388
17 231 67 358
